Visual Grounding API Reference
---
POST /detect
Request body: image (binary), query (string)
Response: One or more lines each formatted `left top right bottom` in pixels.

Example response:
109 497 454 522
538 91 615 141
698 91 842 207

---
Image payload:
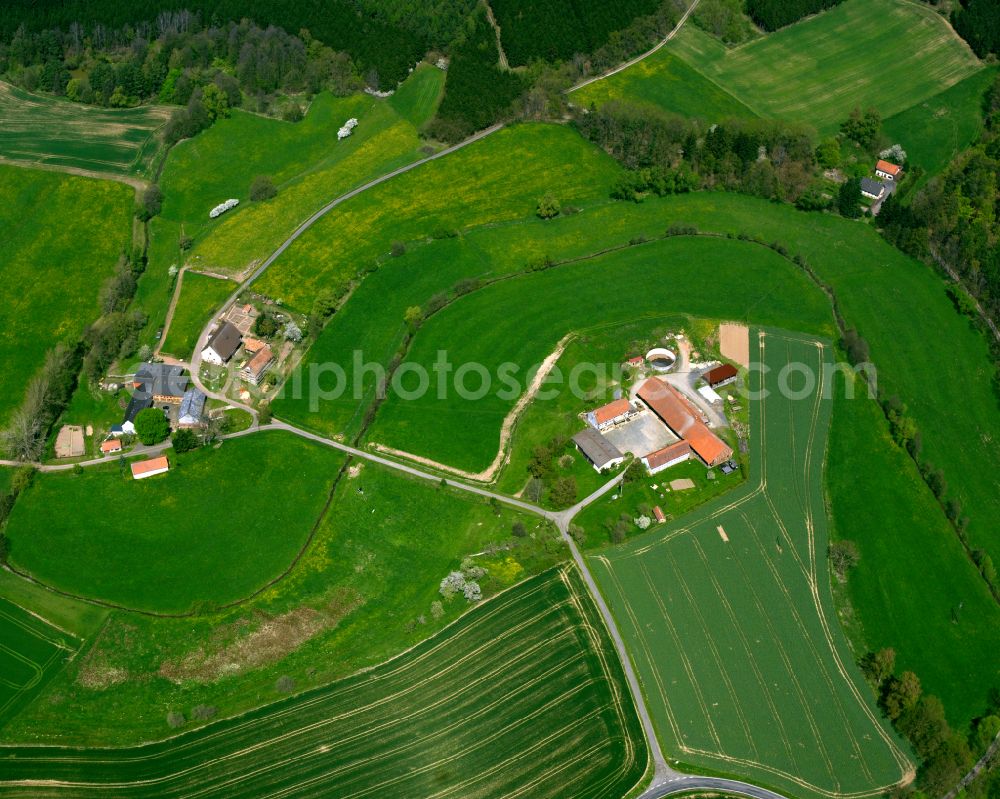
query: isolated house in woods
642 441 692 475
201 322 243 365
875 160 902 181
573 428 625 472
637 378 733 467
586 399 635 431
131 456 170 480
704 364 738 389
860 178 886 200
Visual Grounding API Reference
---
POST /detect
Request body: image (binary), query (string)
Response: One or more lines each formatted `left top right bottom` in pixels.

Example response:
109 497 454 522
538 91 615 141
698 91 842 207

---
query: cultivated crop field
589 331 911 798
4 432 344 614
0 598 79 731
2 455 564 745
159 272 235 359
0 81 170 176
0 568 648 799
0 166 133 429
594 0 982 132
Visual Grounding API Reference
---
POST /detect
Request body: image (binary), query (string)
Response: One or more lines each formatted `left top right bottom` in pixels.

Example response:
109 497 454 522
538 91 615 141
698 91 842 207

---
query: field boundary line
568 0 703 93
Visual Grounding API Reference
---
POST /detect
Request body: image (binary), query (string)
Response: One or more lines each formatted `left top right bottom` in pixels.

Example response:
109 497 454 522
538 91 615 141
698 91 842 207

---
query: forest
744 0 844 30
490 0 661 65
0 0 423 88
427 8 526 142
952 0 1000 59
575 101 819 203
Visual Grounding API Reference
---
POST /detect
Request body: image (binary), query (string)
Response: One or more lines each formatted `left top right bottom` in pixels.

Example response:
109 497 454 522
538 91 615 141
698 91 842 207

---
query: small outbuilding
572 428 625 472
704 364 738 389
642 441 692 475
875 160 902 181
587 398 635 431
130 456 169 480
101 438 123 454
653 506 666 524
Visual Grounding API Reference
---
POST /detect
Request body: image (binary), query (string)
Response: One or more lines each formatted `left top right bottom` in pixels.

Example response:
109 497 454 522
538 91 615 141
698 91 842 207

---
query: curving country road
2 108 798 799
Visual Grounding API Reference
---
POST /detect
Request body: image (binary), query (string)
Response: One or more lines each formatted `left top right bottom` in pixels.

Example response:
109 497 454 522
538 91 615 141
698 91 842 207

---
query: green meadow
366 236 831 472
160 69 445 279
0 166 133 429
883 66 999 189
160 272 235 359
590 0 982 133
4 432 343 614
589 332 911 798
257 123 623 309
828 378 1000 727
268 133 1000 730
572 49 757 121
3 450 565 744
0 81 170 176
0 569 647 799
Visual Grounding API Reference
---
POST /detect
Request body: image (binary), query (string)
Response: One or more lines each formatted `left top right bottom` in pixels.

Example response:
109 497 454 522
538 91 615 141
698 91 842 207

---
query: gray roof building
572 428 625 471
133 363 189 401
860 177 885 199
203 322 243 364
178 389 207 426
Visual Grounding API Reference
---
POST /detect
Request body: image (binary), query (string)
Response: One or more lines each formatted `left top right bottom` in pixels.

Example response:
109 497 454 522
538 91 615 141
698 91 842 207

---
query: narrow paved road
568 0 702 94
0 99 799 799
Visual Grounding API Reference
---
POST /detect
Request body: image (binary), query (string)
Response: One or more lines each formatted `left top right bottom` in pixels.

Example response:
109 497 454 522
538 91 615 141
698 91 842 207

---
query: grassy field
2 451 565 744
0 166 133 429
389 62 447 127
0 81 169 177
602 0 984 133
365 236 831 472
269 155 1000 729
883 66 999 190
827 377 1000 728
159 272 235 359
572 48 757 121
589 331 911 798
257 123 623 309
158 69 445 280
0 568 646 798
0 598 81 732
4 432 344 614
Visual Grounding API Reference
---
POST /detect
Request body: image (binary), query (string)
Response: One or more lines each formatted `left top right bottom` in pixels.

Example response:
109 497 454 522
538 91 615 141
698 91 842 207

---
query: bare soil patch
159 588 363 684
719 322 750 368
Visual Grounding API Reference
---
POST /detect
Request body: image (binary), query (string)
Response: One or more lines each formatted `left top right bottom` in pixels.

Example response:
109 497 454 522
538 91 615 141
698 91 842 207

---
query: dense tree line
427 8 526 142
352 0 477 50
491 0 660 66
2 14 365 115
858 654 1000 798
0 0 423 88
879 74 1000 329
576 101 818 203
952 0 1000 59
744 0 843 30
